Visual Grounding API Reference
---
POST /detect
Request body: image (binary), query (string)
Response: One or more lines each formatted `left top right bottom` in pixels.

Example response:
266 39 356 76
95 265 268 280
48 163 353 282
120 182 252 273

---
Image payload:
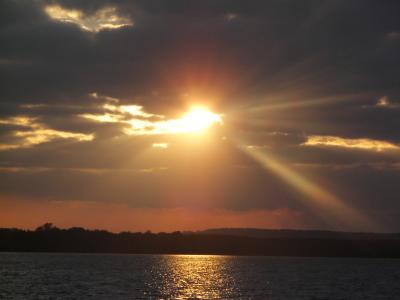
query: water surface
1 253 399 299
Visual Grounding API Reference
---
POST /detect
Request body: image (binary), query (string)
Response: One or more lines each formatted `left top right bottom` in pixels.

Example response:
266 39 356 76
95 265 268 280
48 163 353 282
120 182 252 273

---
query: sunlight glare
179 107 222 133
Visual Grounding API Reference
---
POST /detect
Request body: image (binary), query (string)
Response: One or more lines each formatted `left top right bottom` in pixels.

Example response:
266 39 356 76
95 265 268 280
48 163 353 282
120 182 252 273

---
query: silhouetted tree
35 223 58 231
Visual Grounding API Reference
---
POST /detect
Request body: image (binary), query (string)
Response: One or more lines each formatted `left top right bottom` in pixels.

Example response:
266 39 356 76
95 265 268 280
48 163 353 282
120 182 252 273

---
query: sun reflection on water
144 255 237 299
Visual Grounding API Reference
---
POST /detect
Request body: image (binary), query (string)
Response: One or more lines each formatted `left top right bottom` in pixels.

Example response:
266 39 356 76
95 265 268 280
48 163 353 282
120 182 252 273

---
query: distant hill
1 225 400 257
195 228 400 240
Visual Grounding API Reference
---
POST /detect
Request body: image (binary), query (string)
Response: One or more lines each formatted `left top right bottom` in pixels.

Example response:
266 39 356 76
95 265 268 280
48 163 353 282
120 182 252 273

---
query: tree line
0 224 400 258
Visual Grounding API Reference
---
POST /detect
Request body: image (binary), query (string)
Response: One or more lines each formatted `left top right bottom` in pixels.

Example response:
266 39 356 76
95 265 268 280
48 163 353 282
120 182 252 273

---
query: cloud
386 31 400 40
80 93 222 135
0 116 93 150
44 5 133 33
374 96 400 109
376 96 390 107
303 135 400 152
224 12 239 22
79 93 165 132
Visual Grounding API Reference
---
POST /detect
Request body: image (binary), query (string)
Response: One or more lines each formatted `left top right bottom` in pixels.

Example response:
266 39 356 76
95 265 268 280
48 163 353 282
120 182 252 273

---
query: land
1 225 400 258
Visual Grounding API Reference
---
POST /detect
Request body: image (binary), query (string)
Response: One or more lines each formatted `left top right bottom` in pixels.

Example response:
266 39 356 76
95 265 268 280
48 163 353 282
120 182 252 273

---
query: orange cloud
0 116 93 150
303 135 399 152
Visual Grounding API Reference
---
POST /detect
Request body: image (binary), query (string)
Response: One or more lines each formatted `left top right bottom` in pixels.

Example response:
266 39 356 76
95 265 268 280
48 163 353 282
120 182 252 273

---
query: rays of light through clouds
233 138 379 231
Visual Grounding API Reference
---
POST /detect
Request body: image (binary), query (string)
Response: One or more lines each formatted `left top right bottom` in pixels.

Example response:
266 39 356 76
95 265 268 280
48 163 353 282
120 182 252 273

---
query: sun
107 105 223 135
179 107 222 133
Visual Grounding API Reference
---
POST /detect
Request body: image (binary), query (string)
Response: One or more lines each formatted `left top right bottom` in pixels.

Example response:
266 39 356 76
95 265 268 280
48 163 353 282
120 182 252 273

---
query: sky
1 0 400 232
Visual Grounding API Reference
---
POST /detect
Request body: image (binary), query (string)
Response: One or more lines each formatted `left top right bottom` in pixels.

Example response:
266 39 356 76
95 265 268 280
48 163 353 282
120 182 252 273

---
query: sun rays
234 140 378 231
79 90 386 231
224 92 386 231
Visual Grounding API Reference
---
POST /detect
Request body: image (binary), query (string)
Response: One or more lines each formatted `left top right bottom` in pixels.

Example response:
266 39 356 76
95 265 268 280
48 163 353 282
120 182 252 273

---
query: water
1 253 399 299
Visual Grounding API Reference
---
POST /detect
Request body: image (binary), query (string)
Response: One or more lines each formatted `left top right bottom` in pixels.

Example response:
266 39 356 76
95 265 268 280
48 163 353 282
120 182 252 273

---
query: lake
1 253 399 299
